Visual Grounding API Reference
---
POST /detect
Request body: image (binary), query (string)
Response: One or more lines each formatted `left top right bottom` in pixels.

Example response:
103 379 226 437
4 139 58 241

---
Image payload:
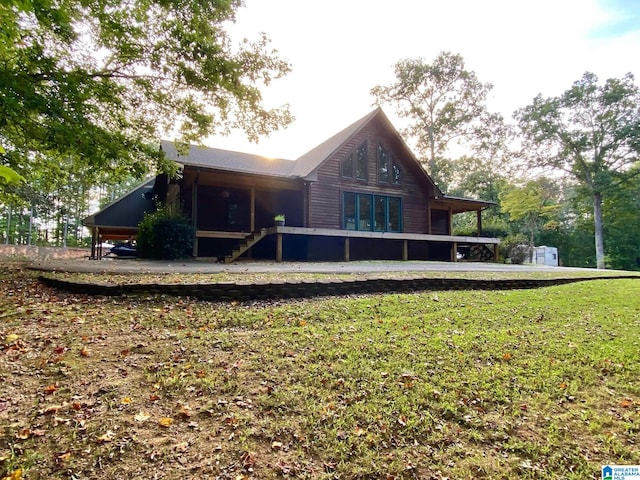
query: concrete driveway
28 257 610 275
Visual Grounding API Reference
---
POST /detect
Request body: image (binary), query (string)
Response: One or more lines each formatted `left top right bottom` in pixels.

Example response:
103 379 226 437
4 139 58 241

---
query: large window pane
388 197 401 232
374 196 386 231
341 153 353 178
358 195 371 230
356 142 367 180
344 192 356 230
378 144 390 183
392 163 401 184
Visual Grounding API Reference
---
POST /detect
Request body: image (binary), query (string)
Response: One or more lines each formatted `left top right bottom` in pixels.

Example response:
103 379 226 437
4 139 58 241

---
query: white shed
532 246 559 266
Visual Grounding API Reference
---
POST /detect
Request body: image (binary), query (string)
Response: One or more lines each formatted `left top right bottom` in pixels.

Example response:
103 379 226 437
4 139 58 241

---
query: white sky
207 0 640 160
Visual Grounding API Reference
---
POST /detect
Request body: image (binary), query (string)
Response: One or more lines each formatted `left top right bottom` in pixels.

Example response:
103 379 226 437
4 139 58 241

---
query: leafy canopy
515 71 640 269
0 0 293 181
371 52 494 187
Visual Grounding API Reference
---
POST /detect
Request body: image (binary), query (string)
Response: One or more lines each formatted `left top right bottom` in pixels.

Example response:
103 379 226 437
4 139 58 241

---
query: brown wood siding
308 118 434 233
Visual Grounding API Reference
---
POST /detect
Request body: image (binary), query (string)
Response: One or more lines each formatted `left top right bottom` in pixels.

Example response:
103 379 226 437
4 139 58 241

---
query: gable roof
289 109 379 177
160 108 441 196
83 178 156 230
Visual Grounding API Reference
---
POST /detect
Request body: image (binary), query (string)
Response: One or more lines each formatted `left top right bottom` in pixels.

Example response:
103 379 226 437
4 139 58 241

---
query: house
85 108 499 262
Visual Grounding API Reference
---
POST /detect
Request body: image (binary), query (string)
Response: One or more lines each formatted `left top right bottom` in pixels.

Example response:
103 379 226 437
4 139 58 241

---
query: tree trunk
593 192 606 269
5 205 11 245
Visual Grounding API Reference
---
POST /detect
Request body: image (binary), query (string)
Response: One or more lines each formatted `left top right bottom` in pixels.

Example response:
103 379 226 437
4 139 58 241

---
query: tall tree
515 72 640 269
0 0 293 180
370 52 493 187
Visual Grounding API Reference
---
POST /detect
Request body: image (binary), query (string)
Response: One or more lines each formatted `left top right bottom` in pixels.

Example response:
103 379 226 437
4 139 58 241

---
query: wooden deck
195 226 499 263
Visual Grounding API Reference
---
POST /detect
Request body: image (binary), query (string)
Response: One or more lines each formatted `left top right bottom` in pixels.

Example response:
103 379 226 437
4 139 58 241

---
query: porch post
494 243 498 262
191 173 199 257
451 241 458 262
276 233 283 262
90 227 97 259
448 207 453 235
402 240 408 261
476 209 482 237
344 237 350 262
426 203 432 234
250 187 256 231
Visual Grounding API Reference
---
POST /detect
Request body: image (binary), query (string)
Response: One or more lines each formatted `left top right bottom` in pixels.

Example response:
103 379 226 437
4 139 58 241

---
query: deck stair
223 229 268 263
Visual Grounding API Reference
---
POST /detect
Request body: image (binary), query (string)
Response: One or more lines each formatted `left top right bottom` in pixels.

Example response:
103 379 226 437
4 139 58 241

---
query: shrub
137 207 192 260
499 234 529 264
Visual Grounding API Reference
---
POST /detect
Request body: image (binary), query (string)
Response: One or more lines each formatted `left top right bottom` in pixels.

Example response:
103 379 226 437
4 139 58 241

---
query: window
392 163 401 184
378 142 402 185
341 153 353 178
342 192 401 232
378 144 390 183
356 142 367 180
341 141 367 181
344 192 356 230
359 194 371 230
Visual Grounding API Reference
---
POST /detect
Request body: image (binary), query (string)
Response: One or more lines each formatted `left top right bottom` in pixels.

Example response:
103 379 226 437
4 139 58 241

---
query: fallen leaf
558 382 568 390
179 405 192 417
502 352 512 361
3 468 22 480
15 428 31 440
620 398 634 408
159 417 173 428
271 441 283 450
44 384 57 395
5 333 19 344
149 394 160 402
134 412 151 422
57 451 72 462
96 430 115 443
121 397 132 405
80 347 90 357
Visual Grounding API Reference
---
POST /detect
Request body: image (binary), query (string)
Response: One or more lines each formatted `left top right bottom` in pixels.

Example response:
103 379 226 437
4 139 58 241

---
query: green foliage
515 72 640 269
0 0 292 181
500 178 562 248
136 207 192 260
499 233 529 264
371 52 494 188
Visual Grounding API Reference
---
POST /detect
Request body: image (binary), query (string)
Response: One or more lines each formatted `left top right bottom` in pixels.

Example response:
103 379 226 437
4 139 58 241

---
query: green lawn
1 268 639 479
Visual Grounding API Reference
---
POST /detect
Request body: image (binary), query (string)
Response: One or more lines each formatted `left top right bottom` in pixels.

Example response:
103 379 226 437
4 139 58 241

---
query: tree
500 178 560 251
515 72 640 269
370 52 493 187
0 0 293 181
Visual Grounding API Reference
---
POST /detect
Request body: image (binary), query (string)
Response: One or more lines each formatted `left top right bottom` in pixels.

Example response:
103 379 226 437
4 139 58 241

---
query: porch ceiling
430 196 495 214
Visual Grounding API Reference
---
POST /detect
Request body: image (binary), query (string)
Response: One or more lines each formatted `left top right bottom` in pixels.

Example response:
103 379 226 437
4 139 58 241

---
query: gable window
378 144 390 183
392 163 402 184
341 141 367 181
343 192 401 232
378 143 402 185
341 153 353 178
355 142 367 180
